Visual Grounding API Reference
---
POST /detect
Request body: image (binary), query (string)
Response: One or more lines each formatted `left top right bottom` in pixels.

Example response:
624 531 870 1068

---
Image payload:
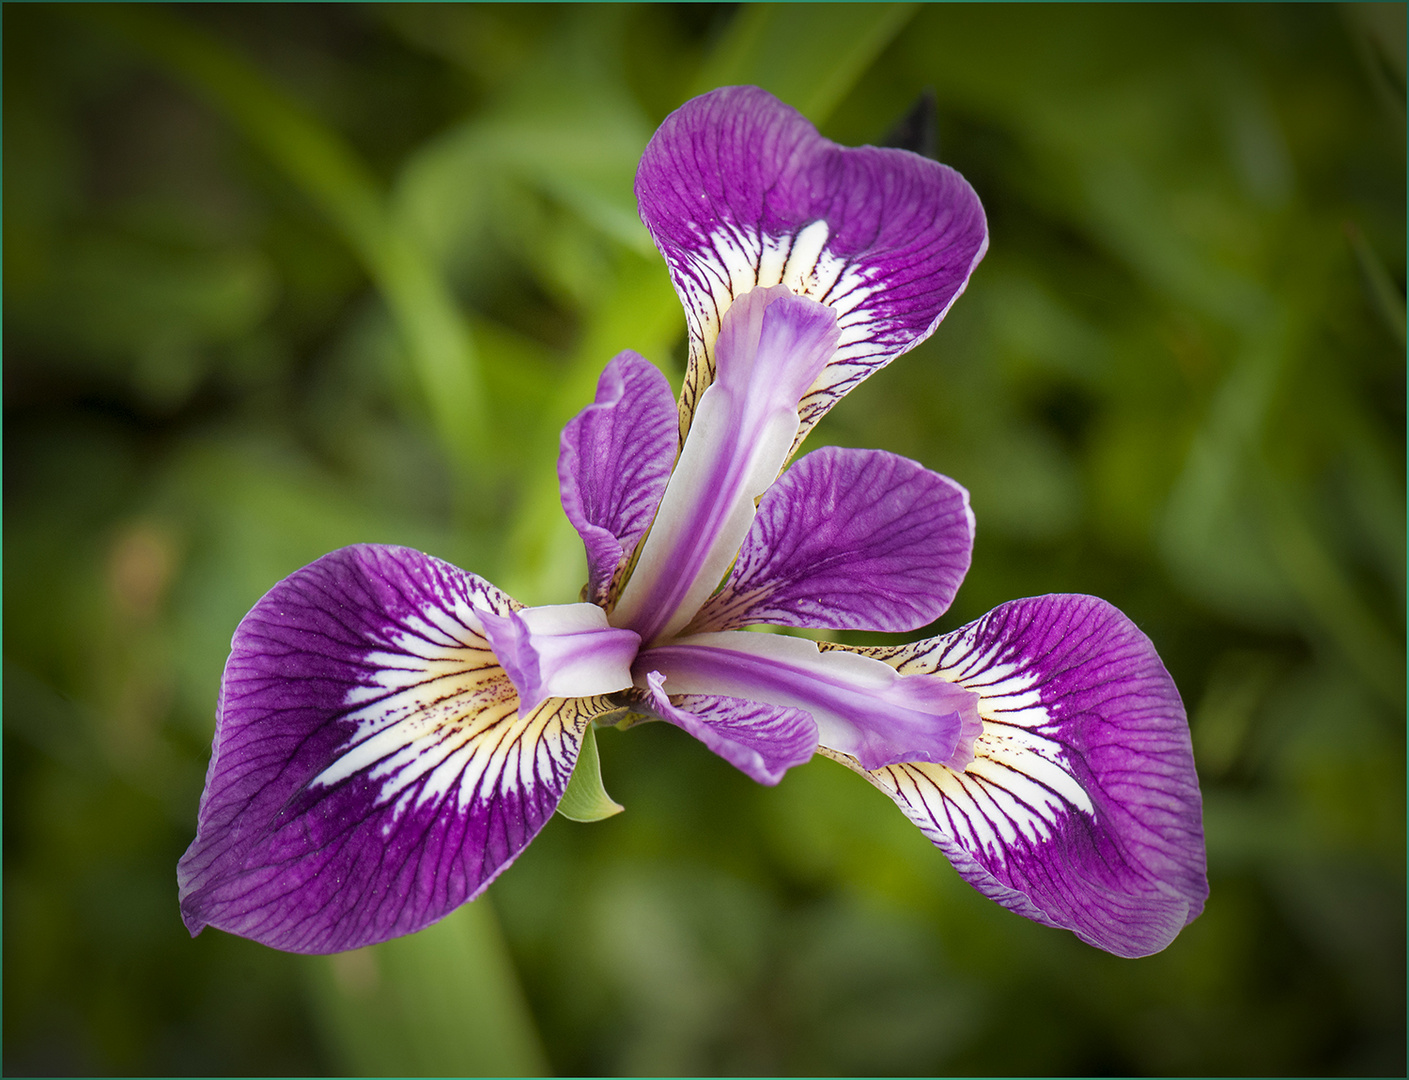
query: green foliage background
5 3 1404 1075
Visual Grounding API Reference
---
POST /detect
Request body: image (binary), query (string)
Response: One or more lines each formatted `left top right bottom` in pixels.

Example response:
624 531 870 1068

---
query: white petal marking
827 641 1097 858
758 231 791 286
678 221 890 436
312 613 587 832
782 219 830 292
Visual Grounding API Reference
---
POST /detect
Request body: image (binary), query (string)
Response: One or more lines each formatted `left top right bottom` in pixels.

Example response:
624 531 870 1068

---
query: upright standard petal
178 545 611 954
820 595 1207 958
689 446 974 634
636 85 988 447
559 350 679 606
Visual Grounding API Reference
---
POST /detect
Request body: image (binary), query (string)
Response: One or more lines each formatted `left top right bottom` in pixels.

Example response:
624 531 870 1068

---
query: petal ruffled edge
636 85 987 450
821 594 1207 958
643 671 818 785
559 350 679 607
177 545 616 954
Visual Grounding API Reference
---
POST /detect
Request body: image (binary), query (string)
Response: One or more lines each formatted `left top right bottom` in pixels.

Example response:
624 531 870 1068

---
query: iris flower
179 87 1206 960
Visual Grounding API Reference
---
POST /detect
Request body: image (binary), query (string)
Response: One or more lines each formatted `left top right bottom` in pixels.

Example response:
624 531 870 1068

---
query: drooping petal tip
830 594 1207 958
481 602 639 713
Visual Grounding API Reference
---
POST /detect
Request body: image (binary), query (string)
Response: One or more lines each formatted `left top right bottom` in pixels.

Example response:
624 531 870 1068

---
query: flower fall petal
177 545 611 954
826 594 1208 958
636 84 988 449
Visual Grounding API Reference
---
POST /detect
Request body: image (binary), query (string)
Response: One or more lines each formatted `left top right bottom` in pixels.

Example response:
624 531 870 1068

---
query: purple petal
178 545 612 954
636 85 987 448
611 287 839 644
639 631 981 773
690 446 974 634
826 595 1207 958
559 350 679 606
643 671 817 785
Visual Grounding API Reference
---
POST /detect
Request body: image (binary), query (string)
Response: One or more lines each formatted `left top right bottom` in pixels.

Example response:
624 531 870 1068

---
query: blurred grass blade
1345 221 1407 348
90 4 487 472
306 900 549 1077
692 2 919 124
1159 321 1300 625
1343 2 1407 117
394 4 653 260
1262 476 1406 709
558 721 625 822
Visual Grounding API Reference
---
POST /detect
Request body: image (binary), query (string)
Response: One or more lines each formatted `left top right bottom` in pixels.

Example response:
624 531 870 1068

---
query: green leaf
557 721 624 822
691 3 919 124
305 900 548 1077
1345 221 1407 348
88 5 488 478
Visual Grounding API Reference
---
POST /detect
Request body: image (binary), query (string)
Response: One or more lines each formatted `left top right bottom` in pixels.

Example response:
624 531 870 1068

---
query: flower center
610 285 840 644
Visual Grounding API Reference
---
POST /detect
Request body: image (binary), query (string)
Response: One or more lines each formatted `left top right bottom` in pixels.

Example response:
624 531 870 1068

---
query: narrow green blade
692 3 919 125
305 900 548 1077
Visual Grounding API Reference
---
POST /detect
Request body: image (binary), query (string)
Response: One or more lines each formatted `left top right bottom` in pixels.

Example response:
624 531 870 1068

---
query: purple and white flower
179 86 1206 959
